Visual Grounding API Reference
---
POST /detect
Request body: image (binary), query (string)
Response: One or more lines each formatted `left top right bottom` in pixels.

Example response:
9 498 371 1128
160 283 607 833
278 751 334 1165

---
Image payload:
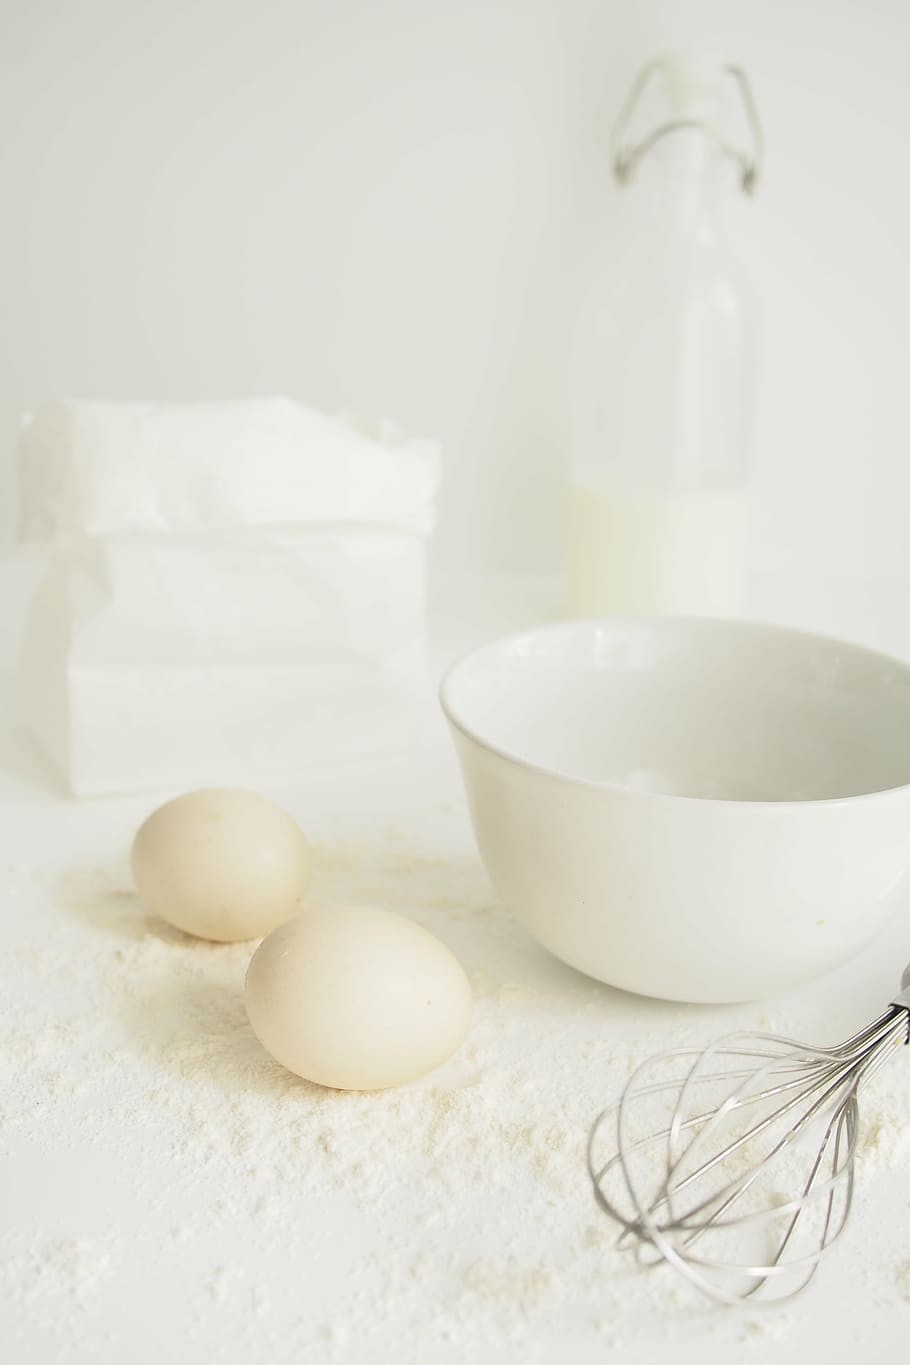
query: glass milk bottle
568 55 762 617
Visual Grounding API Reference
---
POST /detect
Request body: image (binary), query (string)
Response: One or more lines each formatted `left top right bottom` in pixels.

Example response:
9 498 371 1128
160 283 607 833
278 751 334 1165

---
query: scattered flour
1 832 909 1361
857 1085 910 1175
0 1237 113 1309
896 1260 910 1304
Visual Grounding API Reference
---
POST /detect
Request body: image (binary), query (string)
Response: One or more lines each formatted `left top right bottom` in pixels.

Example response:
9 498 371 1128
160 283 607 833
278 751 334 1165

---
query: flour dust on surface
2 821 909 1363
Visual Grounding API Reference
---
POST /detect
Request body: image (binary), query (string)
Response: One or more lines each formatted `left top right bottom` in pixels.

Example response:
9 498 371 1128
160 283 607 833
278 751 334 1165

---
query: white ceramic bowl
440 617 910 1003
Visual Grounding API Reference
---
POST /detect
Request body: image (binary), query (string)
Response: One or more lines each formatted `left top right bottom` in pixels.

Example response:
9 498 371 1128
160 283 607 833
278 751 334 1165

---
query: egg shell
131 787 310 942
244 907 472 1090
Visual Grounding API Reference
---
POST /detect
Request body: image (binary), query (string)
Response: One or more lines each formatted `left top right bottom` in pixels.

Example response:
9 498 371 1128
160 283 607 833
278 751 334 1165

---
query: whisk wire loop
588 997 909 1304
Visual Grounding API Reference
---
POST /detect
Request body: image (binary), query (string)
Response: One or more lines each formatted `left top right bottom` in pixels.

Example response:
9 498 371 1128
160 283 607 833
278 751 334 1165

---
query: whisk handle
891 963 910 1026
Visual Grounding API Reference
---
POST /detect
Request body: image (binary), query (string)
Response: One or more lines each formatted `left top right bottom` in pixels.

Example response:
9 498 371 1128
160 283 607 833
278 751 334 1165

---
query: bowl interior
442 618 910 802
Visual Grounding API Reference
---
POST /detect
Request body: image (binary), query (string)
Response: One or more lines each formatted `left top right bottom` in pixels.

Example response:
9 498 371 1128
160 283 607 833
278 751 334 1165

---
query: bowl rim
438 614 910 809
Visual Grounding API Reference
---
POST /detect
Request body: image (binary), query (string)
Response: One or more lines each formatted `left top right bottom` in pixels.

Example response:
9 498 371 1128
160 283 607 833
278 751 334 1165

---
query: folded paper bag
18 640 435 796
19 399 441 542
23 527 427 667
16 399 441 794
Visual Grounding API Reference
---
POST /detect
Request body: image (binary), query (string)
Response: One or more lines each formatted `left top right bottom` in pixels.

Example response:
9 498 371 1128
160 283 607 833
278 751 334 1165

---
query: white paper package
20 638 435 796
20 400 440 541
17 399 441 795
24 528 427 666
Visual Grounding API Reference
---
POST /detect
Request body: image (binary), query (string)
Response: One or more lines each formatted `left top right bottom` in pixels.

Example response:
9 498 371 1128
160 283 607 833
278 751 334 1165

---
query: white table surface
1 569 909 1364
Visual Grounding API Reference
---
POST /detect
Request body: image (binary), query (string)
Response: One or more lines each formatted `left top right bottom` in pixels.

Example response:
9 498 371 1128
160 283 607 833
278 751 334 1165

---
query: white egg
244 907 471 1089
131 788 310 942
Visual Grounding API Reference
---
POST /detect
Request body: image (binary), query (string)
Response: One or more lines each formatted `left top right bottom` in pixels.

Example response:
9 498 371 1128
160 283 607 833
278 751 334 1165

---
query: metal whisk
588 966 910 1304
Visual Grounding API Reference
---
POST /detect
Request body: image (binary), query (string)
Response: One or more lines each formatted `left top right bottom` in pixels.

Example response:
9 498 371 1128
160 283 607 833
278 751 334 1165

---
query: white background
1 0 909 586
